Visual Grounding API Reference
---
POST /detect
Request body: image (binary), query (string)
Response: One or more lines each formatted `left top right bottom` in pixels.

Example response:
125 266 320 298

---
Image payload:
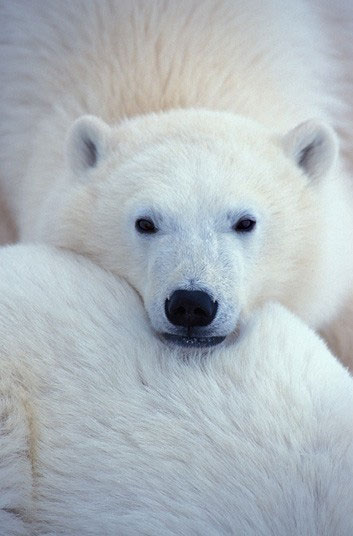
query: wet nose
165 290 218 328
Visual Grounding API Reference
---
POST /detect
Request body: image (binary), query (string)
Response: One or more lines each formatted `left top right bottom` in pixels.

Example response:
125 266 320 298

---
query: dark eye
234 217 256 233
135 218 157 234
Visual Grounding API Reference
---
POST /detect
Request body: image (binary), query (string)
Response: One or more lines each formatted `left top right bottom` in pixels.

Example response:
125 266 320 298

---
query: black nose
165 290 218 328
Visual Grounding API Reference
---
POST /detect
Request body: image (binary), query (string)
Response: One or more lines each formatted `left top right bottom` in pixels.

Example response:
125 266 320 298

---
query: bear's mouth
162 333 226 348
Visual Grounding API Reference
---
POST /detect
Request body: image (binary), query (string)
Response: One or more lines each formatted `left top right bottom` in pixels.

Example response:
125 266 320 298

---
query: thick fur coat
0 245 353 535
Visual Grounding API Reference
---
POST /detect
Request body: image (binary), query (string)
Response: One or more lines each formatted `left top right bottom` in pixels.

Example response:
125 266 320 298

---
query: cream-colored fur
0 244 353 535
0 1 353 364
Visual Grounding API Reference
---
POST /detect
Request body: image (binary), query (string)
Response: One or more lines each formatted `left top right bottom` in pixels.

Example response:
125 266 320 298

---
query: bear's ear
66 115 111 176
282 120 338 182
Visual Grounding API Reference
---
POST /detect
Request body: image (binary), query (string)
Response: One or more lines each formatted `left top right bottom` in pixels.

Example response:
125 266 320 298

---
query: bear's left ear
66 115 111 176
282 120 338 183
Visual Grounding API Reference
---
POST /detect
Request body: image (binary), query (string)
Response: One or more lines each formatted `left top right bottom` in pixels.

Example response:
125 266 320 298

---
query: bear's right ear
66 115 111 176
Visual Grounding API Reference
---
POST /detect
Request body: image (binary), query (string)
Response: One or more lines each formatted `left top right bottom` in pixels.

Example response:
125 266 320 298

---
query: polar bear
1 1 353 362
1 244 353 535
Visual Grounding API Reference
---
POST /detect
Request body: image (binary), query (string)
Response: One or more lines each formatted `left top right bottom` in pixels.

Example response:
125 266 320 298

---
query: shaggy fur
0 1 353 365
0 244 353 535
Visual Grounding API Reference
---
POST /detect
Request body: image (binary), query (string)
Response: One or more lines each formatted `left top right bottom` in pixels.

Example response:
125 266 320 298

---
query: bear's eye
233 217 256 233
135 218 157 234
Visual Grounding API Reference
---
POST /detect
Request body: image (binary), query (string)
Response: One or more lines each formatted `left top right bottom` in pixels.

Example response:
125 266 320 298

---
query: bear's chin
162 333 226 348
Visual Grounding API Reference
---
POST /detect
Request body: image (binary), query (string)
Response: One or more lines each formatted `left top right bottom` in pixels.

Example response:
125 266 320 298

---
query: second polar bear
1 244 353 535
1 0 353 361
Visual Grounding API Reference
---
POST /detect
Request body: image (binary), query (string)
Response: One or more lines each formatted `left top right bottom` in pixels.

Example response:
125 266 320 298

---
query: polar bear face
40 110 337 349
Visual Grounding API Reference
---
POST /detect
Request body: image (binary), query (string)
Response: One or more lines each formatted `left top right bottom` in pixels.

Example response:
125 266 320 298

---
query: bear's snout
165 290 218 328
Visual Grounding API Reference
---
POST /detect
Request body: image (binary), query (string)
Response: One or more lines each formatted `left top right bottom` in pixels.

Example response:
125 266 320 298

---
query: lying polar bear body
0 245 353 535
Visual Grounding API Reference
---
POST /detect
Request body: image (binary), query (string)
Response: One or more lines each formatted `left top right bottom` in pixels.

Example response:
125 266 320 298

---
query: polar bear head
39 109 338 349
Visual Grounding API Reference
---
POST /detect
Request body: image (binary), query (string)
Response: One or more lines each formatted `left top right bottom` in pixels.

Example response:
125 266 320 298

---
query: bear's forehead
111 134 292 199
111 108 284 167
103 112 304 212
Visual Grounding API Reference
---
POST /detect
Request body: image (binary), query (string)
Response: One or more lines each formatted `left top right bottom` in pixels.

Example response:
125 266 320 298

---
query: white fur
1 244 353 535
1 1 353 363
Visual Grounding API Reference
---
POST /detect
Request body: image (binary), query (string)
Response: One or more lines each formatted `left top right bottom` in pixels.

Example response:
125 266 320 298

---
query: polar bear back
0 245 353 535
